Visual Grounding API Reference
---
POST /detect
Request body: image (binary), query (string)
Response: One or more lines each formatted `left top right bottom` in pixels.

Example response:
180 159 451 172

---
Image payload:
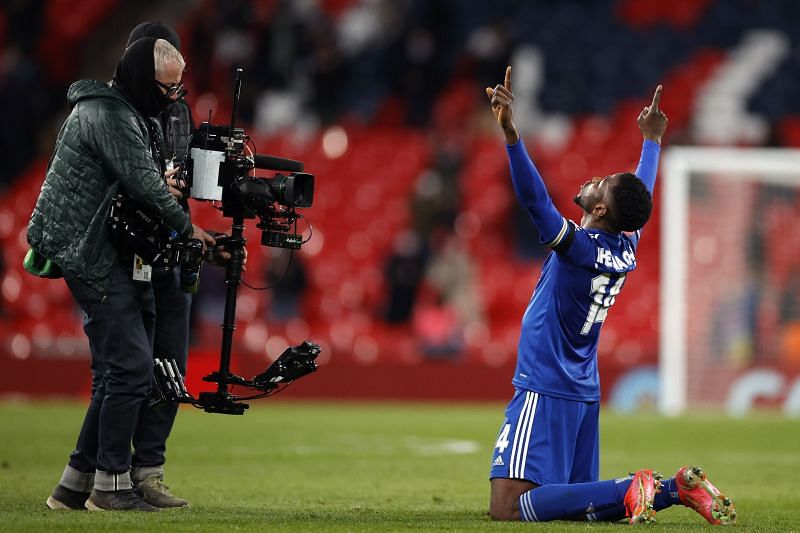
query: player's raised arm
487 67 569 250
635 85 668 195
486 66 519 145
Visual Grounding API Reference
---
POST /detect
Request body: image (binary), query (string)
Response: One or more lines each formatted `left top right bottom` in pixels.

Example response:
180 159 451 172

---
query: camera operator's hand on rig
165 166 186 199
203 232 247 270
191 224 216 252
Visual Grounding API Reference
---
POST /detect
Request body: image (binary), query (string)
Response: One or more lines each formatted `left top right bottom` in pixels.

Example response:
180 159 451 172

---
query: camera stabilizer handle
189 69 250 414
199 215 249 414
220 68 245 390
198 69 260 414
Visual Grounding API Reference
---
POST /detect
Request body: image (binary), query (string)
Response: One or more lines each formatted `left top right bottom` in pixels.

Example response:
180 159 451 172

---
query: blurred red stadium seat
37 0 118 83
617 0 714 29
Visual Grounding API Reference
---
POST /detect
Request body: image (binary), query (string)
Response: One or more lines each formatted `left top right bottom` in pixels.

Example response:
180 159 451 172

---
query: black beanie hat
127 21 180 51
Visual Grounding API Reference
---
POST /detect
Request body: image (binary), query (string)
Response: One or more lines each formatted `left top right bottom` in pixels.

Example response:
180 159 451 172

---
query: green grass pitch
0 400 797 531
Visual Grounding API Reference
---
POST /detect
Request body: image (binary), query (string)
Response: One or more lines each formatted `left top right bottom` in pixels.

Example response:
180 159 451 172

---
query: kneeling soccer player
484 67 735 525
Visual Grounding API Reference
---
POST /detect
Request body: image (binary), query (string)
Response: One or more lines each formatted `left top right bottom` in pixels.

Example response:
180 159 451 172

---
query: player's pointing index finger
651 85 662 111
505 66 512 92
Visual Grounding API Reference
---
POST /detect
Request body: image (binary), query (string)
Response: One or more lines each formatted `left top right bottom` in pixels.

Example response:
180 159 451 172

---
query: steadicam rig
148 68 320 415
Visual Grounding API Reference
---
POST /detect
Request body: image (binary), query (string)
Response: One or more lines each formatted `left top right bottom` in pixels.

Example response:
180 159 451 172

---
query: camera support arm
218 216 246 381
197 215 251 414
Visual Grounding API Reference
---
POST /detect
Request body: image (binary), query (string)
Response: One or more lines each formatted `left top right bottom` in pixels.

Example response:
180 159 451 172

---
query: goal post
660 146 800 415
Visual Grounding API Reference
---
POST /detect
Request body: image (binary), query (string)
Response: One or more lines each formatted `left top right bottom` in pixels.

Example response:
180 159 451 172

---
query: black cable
234 383 293 400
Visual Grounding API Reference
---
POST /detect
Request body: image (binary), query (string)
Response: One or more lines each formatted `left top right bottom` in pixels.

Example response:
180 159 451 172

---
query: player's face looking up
577 172 653 233
573 174 619 219
573 173 651 233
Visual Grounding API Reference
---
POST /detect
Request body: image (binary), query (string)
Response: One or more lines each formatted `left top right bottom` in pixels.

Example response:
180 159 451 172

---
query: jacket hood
112 37 171 118
67 79 129 108
127 21 180 50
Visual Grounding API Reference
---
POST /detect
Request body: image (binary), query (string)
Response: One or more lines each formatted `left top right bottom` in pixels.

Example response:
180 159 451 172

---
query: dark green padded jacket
27 79 192 295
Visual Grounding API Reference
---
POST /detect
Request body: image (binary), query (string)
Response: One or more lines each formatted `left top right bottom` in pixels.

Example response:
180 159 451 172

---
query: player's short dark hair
609 172 652 232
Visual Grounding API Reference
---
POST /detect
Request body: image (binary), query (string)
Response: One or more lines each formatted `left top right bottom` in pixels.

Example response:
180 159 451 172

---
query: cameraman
123 21 198 510
30 37 215 511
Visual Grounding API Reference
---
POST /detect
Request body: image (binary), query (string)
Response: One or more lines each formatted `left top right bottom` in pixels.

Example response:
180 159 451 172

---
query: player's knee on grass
488 501 517 521
489 478 538 521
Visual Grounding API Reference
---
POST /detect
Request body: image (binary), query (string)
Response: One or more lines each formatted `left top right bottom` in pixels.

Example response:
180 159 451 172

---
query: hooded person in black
117 29 197 510
113 37 175 119
42 33 217 513
124 23 194 164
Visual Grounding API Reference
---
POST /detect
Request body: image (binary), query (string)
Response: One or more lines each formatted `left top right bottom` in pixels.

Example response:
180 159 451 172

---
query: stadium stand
2 0 799 400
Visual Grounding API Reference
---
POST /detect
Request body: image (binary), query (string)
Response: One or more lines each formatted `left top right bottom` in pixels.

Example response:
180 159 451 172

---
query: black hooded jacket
27 43 192 294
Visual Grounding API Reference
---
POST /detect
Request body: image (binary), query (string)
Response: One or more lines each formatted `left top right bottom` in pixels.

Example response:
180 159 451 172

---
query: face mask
155 79 186 108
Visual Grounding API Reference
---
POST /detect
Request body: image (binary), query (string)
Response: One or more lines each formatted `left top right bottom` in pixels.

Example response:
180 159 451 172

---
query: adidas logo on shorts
493 456 504 466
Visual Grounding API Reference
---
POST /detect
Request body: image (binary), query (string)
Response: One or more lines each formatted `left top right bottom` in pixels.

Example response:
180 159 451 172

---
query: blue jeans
66 264 190 475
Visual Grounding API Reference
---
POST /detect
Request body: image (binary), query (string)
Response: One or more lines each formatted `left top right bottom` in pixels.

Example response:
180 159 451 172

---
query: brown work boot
85 488 161 511
135 474 190 508
46 484 89 510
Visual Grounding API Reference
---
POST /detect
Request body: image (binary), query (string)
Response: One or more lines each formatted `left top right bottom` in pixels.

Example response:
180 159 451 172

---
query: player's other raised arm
486 67 568 249
635 85 668 194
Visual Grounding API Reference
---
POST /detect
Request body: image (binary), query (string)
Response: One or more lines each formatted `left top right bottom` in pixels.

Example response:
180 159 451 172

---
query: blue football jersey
505 139 660 402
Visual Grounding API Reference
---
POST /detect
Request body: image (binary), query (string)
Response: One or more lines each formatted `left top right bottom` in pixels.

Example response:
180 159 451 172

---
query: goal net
660 146 800 415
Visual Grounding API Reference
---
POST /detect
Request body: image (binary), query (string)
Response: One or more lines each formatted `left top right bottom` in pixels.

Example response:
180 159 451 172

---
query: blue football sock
585 476 682 521
654 477 681 510
586 503 627 522
519 477 632 522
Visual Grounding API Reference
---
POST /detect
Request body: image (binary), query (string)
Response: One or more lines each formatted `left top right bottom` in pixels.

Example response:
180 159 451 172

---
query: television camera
121 68 320 415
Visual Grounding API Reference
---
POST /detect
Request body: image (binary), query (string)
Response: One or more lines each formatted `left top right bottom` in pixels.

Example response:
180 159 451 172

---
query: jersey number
495 424 511 453
581 273 626 335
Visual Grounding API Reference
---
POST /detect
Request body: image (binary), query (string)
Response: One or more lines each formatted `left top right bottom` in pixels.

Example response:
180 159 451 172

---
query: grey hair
153 38 185 77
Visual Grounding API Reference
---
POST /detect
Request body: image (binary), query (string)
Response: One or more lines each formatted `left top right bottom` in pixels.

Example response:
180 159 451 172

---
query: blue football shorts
489 388 600 485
